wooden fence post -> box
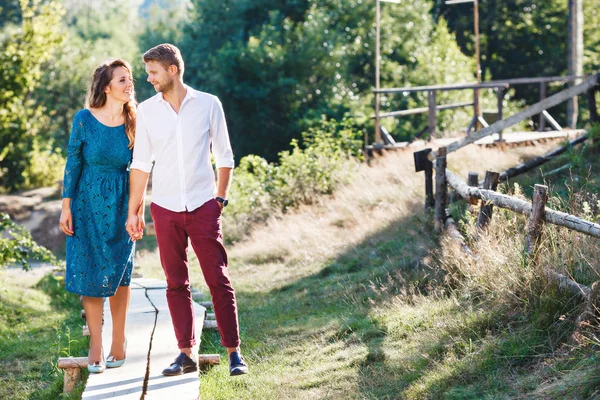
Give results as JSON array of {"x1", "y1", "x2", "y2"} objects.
[
  {"x1": 526, "y1": 184, "x2": 548, "y2": 264},
  {"x1": 539, "y1": 82, "x2": 547, "y2": 131},
  {"x1": 588, "y1": 87, "x2": 598, "y2": 123},
  {"x1": 434, "y1": 147, "x2": 448, "y2": 232},
  {"x1": 413, "y1": 148, "x2": 434, "y2": 211},
  {"x1": 477, "y1": 170, "x2": 500, "y2": 229},
  {"x1": 428, "y1": 90, "x2": 437, "y2": 137},
  {"x1": 425, "y1": 157, "x2": 434, "y2": 211},
  {"x1": 467, "y1": 172, "x2": 479, "y2": 212},
  {"x1": 467, "y1": 172, "x2": 479, "y2": 195},
  {"x1": 496, "y1": 88, "x2": 504, "y2": 141}
]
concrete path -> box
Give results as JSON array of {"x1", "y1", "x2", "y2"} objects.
[{"x1": 81, "y1": 278, "x2": 206, "y2": 400}]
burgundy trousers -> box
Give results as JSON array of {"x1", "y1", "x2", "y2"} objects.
[{"x1": 150, "y1": 200, "x2": 240, "y2": 349}]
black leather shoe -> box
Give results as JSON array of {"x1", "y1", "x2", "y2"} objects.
[
  {"x1": 229, "y1": 351, "x2": 249, "y2": 376},
  {"x1": 162, "y1": 352, "x2": 198, "y2": 376}
]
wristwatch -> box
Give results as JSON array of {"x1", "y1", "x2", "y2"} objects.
[{"x1": 215, "y1": 197, "x2": 229, "y2": 207}]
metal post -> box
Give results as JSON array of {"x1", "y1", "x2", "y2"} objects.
[
  {"x1": 375, "y1": 0, "x2": 382, "y2": 144},
  {"x1": 474, "y1": 0, "x2": 481, "y2": 124},
  {"x1": 567, "y1": 0, "x2": 583, "y2": 128},
  {"x1": 446, "y1": 0, "x2": 481, "y2": 128}
]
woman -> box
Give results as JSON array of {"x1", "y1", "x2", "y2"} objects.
[{"x1": 59, "y1": 59, "x2": 137, "y2": 373}]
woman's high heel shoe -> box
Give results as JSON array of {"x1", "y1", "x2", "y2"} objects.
[
  {"x1": 106, "y1": 339, "x2": 127, "y2": 368},
  {"x1": 87, "y1": 360, "x2": 106, "y2": 373}
]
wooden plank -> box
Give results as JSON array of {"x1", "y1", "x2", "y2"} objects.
[
  {"x1": 499, "y1": 133, "x2": 588, "y2": 182},
  {"x1": 144, "y1": 290, "x2": 206, "y2": 400},
  {"x1": 429, "y1": 74, "x2": 599, "y2": 159},
  {"x1": 491, "y1": 75, "x2": 583, "y2": 85},
  {"x1": 380, "y1": 125, "x2": 396, "y2": 145},
  {"x1": 374, "y1": 81, "x2": 508, "y2": 94},
  {"x1": 82, "y1": 289, "x2": 155, "y2": 400},
  {"x1": 542, "y1": 110, "x2": 563, "y2": 131},
  {"x1": 376, "y1": 101, "x2": 473, "y2": 119}
]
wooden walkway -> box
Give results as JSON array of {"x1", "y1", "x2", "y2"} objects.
[
  {"x1": 81, "y1": 278, "x2": 206, "y2": 400},
  {"x1": 366, "y1": 129, "x2": 586, "y2": 151}
]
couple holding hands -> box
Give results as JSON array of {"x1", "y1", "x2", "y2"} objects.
[{"x1": 59, "y1": 44, "x2": 248, "y2": 377}]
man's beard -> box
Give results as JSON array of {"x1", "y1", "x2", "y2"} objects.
[{"x1": 157, "y1": 77, "x2": 174, "y2": 93}]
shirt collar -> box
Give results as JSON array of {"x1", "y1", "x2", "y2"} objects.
[{"x1": 155, "y1": 85, "x2": 197, "y2": 104}]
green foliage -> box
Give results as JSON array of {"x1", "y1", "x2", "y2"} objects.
[
  {"x1": 136, "y1": 0, "x2": 188, "y2": 102},
  {"x1": 179, "y1": 0, "x2": 477, "y2": 160},
  {"x1": 0, "y1": 213, "x2": 58, "y2": 270},
  {"x1": 38, "y1": 0, "x2": 141, "y2": 150},
  {"x1": 225, "y1": 116, "x2": 363, "y2": 241},
  {"x1": 0, "y1": 271, "x2": 86, "y2": 399},
  {"x1": 0, "y1": 0, "x2": 65, "y2": 192},
  {"x1": 436, "y1": 0, "x2": 600, "y2": 126},
  {"x1": 21, "y1": 141, "x2": 65, "y2": 189}
]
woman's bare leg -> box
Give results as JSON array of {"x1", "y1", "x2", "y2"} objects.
[
  {"x1": 82, "y1": 296, "x2": 104, "y2": 364},
  {"x1": 109, "y1": 285, "x2": 130, "y2": 359}
]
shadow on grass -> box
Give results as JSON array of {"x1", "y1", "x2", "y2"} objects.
[{"x1": 199, "y1": 201, "x2": 591, "y2": 398}]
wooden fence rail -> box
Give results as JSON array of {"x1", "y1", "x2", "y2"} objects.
[
  {"x1": 429, "y1": 73, "x2": 599, "y2": 160},
  {"x1": 445, "y1": 168, "x2": 600, "y2": 239},
  {"x1": 372, "y1": 74, "x2": 594, "y2": 146}
]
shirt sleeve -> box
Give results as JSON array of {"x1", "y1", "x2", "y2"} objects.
[
  {"x1": 62, "y1": 111, "x2": 86, "y2": 199},
  {"x1": 210, "y1": 96, "x2": 235, "y2": 169},
  {"x1": 131, "y1": 104, "x2": 154, "y2": 173}
]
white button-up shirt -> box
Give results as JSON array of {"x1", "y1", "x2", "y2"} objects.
[{"x1": 131, "y1": 86, "x2": 234, "y2": 212}]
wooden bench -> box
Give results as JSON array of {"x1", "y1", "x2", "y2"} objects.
[{"x1": 58, "y1": 278, "x2": 219, "y2": 399}]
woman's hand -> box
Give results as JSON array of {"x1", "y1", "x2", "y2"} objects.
[{"x1": 59, "y1": 206, "x2": 74, "y2": 236}]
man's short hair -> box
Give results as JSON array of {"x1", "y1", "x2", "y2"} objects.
[{"x1": 143, "y1": 44, "x2": 185, "y2": 77}]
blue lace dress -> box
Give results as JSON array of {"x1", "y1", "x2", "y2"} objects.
[{"x1": 62, "y1": 109, "x2": 135, "y2": 297}]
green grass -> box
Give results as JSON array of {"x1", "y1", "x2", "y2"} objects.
[
  {"x1": 0, "y1": 269, "x2": 87, "y2": 399},
  {"x1": 134, "y1": 135, "x2": 600, "y2": 399}
]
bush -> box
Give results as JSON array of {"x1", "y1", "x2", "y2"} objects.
[
  {"x1": 21, "y1": 140, "x2": 65, "y2": 190},
  {"x1": 0, "y1": 213, "x2": 58, "y2": 270},
  {"x1": 224, "y1": 116, "x2": 363, "y2": 242}
]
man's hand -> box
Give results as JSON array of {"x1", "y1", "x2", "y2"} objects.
[{"x1": 126, "y1": 214, "x2": 143, "y2": 241}]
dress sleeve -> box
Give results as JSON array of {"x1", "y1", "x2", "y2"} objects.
[
  {"x1": 62, "y1": 111, "x2": 86, "y2": 199},
  {"x1": 210, "y1": 96, "x2": 235, "y2": 169}
]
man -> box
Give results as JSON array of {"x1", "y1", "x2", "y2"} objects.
[{"x1": 126, "y1": 43, "x2": 248, "y2": 377}]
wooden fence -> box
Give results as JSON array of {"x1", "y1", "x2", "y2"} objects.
[
  {"x1": 414, "y1": 72, "x2": 600, "y2": 321},
  {"x1": 372, "y1": 74, "x2": 591, "y2": 149}
]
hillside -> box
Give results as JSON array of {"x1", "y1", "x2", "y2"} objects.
[{"x1": 134, "y1": 137, "x2": 600, "y2": 399}]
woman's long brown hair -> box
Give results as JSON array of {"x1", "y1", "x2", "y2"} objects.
[{"x1": 87, "y1": 59, "x2": 137, "y2": 149}]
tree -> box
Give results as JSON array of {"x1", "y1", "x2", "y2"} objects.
[
  {"x1": 0, "y1": 0, "x2": 65, "y2": 192},
  {"x1": 178, "y1": 0, "x2": 476, "y2": 160},
  {"x1": 434, "y1": 0, "x2": 600, "y2": 125},
  {"x1": 37, "y1": 0, "x2": 142, "y2": 151}
]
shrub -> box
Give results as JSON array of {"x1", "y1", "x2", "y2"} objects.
[
  {"x1": 0, "y1": 213, "x2": 58, "y2": 270},
  {"x1": 224, "y1": 116, "x2": 363, "y2": 242},
  {"x1": 21, "y1": 140, "x2": 65, "y2": 190}
]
